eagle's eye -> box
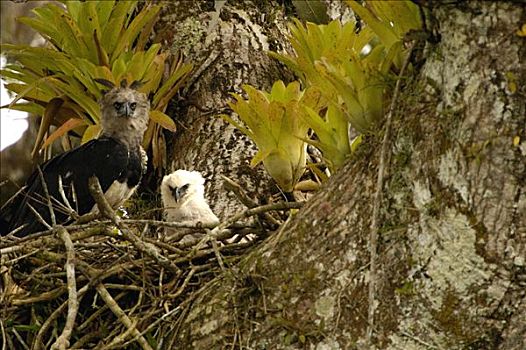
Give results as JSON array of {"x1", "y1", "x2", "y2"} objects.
[
  {"x1": 130, "y1": 102, "x2": 137, "y2": 111},
  {"x1": 113, "y1": 102, "x2": 123, "y2": 110}
]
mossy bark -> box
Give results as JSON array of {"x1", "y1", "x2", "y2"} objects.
[{"x1": 162, "y1": 1, "x2": 525, "y2": 349}]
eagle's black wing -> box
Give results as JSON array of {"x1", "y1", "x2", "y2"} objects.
[{"x1": 0, "y1": 137, "x2": 142, "y2": 236}]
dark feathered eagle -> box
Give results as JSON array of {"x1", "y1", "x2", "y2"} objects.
[{"x1": 0, "y1": 80, "x2": 149, "y2": 236}]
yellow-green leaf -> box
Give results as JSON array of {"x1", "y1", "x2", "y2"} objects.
[
  {"x1": 250, "y1": 148, "x2": 272, "y2": 167},
  {"x1": 149, "y1": 110, "x2": 176, "y2": 132},
  {"x1": 32, "y1": 97, "x2": 64, "y2": 158},
  {"x1": 351, "y1": 134, "x2": 363, "y2": 152},
  {"x1": 82, "y1": 124, "x2": 101, "y2": 144},
  {"x1": 42, "y1": 118, "x2": 85, "y2": 149},
  {"x1": 0, "y1": 102, "x2": 45, "y2": 116}
]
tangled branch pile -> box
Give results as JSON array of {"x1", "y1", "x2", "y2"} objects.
[{"x1": 1, "y1": 178, "x2": 302, "y2": 349}]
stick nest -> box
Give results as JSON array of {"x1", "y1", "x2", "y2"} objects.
[{"x1": 0, "y1": 177, "x2": 303, "y2": 349}]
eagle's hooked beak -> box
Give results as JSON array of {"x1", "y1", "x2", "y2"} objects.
[
  {"x1": 116, "y1": 102, "x2": 135, "y2": 117},
  {"x1": 113, "y1": 101, "x2": 137, "y2": 118},
  {"x1": 124, "y1": 102, "x2": 137, "y2": 117},
  {"x1": 123, "y1": 103, "x2": 131, "y2": 117},
  {"x1": 170, "y1": 184, "x2": 189, "y2": 203}
]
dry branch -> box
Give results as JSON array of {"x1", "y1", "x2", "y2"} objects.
[
  {"x1": 222, "y1": 175, "x2": 281, "y2": 226},
  {"x1": 93, "y1": 282, "x2": 152, "y2": 350},
  {"x1": 212, "y1": 201, "x2": 304, "y2": 234},
  {"x1": 50, "y1": 226, "x2": 78, "y2": 350},
  {"x1": 88, "y1": 176, "x2": 181, "y2": 275},
  {"x1": 1, "y1": 173, "x2": 305, "y2": 349},
  {"x1": 36, "y1": 166, "x2": 56, "y2": 226}
]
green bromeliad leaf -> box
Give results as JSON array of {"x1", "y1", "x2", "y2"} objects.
[
  {"x1": 302, "y1": 104, "x2": 351, "y2": 171},
  {"x1": 261, "y1": 0, "x2": 422, "y2": 182},
  {"x1": 222, "y1": 81, "x2": 324, "y2": 192},
  {"x1": 1, "y1": 0, "x2": 193, "y2": 169}
]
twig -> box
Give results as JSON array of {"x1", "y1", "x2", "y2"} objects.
[
  {"x1": 221, "y1": 175, "x2": 260, "y2": 208},
  {"x1": 213, "y1": 201, "x2": 303, "y2": 234},
  {"x1": 94, "y1": 282, "x2": 153, "y2": 350},
  {"x1": 70, "y1": 333, "x2": 99, "y2": 350},
  {"x1": 0, "y1": 318, "x2": 6, "y2": 350},
  {"x1": 32, "y1": 260, "x2": 138, "y2": 350},
  {"x1": 0, "y1": 215, "x2": 254, "y2": 252},
  {"x1": 0, "y1": 184, "x2": 26, "y2": 213},
  {"x1": 36, "y1": 165, "x2": 56, "y2": 226},
  {"x1": 400, "y1": 331, "x2": 439, "y2": 349},
  {"x1": 210, "y1": 237, "x2": 225, "y2": 271},
  {"x1": 2, "y1": 248, "x2": 41, "y2": 266},
  {"x1": 75, "y1": 211, "x2": 100, "y2": 224},
  {"x1": 33, "y1": 284, "x2": 89, "y2": 350},
  {"x1": 27, "y1": 203, "x2": 52, "y2": 230},
  {"x1": 0, "y1": 222, "x2": 27, "y2": 238},
  {"x1": 123, "y1": 218, "x2": 219, "y2": 229},
  {"x1": 13, "y1": 329, "x2": 30, "y2": 350},
  {"x1": 166, "y1": 267, "x2": 196, "y2": 299},
  {"x1": 104, "y1": 284, "x2": 144, "y2": 292},
  {"x1": 221, "y1": 175, "x2": 281, "y2": 226},
  {"x1": 11, "y1": 287, "x2": 67, "y2": 306},
  {"x1": 367, "y1": 42, "x2": 415, "y2": 348},
  {"x1": 57, "y1": 175, "x2": 79, "y2": 220},
  {"x1": 87, "y1": 177, "x2": 119, "y2": 224},
  {"x1": 121, "y1": 300, "x2": 188, "y2": 348},
  {"x1": 1, "y1": 224, "x2": 105, "y2": 254},
  {"x1": 0, "y1": 221, "x2": 109, "y2": 250},
  {"x1": 88, "y1": 177, "x2": 181, "y2": 275},
  {"x1": 172, "y1": 240, "x2": 256, "y2": 264},
  {"x1": 50, "y1": 226, "x2": 78, "y2": 350},
  {"x1": 77, "y1": 293, "x2": 126, "y2": 332},
  {"x1": 104, "y1": 319, "x2": 141, "y2": 350},
  {"x1": 184, "y1": 201, "x2": 303, "y2": 251}
]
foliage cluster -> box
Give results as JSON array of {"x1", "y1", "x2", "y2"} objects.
[
  {"x1": 224, "y1": 81, "x2": 324, "y2": 192},
  {"x1": 224, "y1": 0, "x2": 421, "y2": 191},
  {"x1": 0, "y1": 0, "x2": 193, "y2": 170}
]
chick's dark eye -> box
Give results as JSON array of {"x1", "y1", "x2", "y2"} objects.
[
  {"x1": 130, "y1": 102, "x2": 137, "y2": 111},
  {"x1": 113, "y1": 102, "x2": 122, "y2": 110},
  {"x1": 181, "y1": 184, "x2": 190, "y2": 191}
]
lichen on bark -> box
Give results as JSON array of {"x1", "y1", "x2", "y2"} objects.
[{"x1": 158, "y1": 1, "x2": 525, "y2": 349}]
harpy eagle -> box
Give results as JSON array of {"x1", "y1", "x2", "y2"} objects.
[
  {"x1": 0, "y1": 79, "x2": 149, "y2": 236},
  {"x1": 160, "y1": 170, "x2": 219, "y2": 228}
]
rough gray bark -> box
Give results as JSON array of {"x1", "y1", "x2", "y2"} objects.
[
  {"x1": 156, "y1": 0, "x2": 293, "y2": 221},
  {"x1": 162, "y1": 1, "x2": 526, "y2": 349}
]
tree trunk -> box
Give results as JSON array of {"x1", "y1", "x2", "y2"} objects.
[
  {"x1": 160, "y1": 1, "x2": 525, "y2": 348},
  {"x1": 154, "y1": 0, "x2": 293, "y2": 220}
]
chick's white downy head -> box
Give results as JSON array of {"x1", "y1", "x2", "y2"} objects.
[
  {"x1": 161, "y1": 170, "x2": 219, "y2": 225},
  {"x1": 161, "y1": 170, "x2": 205, "y2": 204}
]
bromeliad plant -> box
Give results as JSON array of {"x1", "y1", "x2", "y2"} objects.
[
  {"x1": 302, "y1": 104, "x2": 351, "y2": 172},
  {"x1": 222, "y1": 81, "x2": 323, "y2": 192},
  {"x1": 269, "y1": 18, "x2": 383, "y2": 134},
  {"x1": 222, "y1": 1, "x2": 421, "y2": 190},
  {"x1": 265, "y1": 0, "x2": 421, "y2": 172},
  {"x1": 346, "y1": 0, "x2": 423, "y2": 70},
  {"x1": 0, "y1": 0, "x2": 193, "y2": 170}
]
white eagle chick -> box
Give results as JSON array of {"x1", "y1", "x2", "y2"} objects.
[{"x1": 161, "y1": 170, "x2": 219, "y2": 228}]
